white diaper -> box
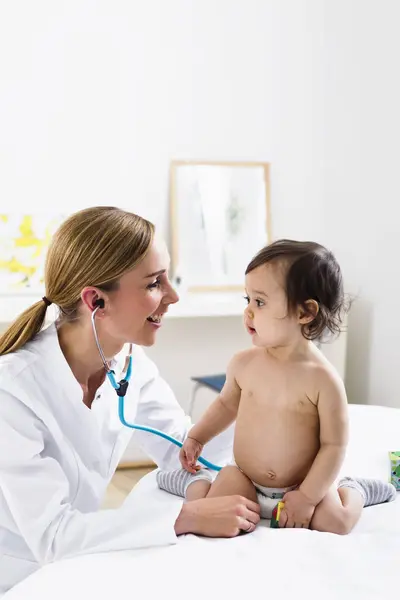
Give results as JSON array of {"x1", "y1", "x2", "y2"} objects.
[
  {"x1": 229, "y1": 459, "x2": 297, "y2": 519},
  {"x1": 255, "y1": 482, "x2": 297, "y2": 519}
]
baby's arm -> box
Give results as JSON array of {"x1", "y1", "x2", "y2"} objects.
[
  {"x1": 188, "y1": 353, "x2": 242, "y2": 446},
  {"x1": 299, "y1": 369, "x2": 348, "y2": 506}
]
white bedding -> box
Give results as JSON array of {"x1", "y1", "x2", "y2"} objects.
[{"x1": 4, "y1": 404, "x2": 400, "y2": 599}]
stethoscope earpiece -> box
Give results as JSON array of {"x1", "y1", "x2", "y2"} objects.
[{"x1": 94, "y1": 298, "x2": 105, "y2": 309}]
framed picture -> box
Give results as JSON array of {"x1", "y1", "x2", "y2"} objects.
[{"x1": 169, "y1": 160, "x2": 271, "y2": 292}]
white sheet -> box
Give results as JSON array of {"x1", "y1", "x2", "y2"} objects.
[{"x1": 4, "y1": 404, "x2": 400, "y2": 600}]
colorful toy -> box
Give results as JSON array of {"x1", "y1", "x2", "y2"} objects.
[
  {"x1": 270, "y1": 501, "x2": 285, "y2": 528},
  {"x1": 389, "y1": 451, "x2": 400, "y2": 490}
]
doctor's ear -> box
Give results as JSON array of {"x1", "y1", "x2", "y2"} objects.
[{"x1": 81, "y1": 288, "x2": 106, "y2": 313}]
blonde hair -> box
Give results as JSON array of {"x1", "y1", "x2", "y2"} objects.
[{"x1": 0, "y1": 207, "x2": 155, "y2": 355}]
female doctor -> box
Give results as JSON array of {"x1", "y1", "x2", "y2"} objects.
[{"x1": 0, "y1": 207, "x2": 260, "y2": 594}]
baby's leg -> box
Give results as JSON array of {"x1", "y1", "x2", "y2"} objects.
[
  {"x1": 156, "y1": 465, "x2": 258, "y2": 504},
  {"x1": 206, "y1": 465, "x2": 258, "y2": 504},
  {"x1": 186, "y1": 479, "x2": 212, "y2": 501},
  {"x1": 157, "y1": 468, "x2": 213, "y2": 501},
  {"x1": 310, "y1": 486, "x2": 364, "y2": 535},
  {"x1": 311, "y1": 478, "x2": 396, "y2": 534}
]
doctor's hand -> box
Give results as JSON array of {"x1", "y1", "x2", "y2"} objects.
[
  {"x1": 180, "y1": 437, "x2": 204, "y2": 474},
  {"x1": 175, "y1": 495, "x2": 261, "y2": 537}
]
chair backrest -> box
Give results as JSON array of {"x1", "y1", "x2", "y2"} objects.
[{"x1": 191, "y1": 374, "x2": 226, "y2": 393}]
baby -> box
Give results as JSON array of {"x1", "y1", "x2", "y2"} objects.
[{"x1": 158, "y1": 240, "x2": 396, "y2": 533}]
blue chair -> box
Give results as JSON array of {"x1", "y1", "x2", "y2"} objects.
[{"x1": 188, "y1": 374, "x2": 226, "y2": 418}]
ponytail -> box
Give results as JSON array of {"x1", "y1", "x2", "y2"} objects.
[{"x1": 0, "y1": 300, "x2": 49, "y2": 356}]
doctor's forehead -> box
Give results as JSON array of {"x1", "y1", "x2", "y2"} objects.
[{"x1": 136, "y1": 236, "x2": 171, "y2": 278}]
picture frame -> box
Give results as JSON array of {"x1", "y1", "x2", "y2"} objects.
[{"x1": 169, "y1": 160, "x2": 271, "y2": 292}]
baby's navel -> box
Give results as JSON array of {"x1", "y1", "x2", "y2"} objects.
[{"x1": 266, "y1": 470, "x2": 276, "y2": 480}]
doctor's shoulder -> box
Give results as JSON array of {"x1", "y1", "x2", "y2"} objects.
[
  {"x1": 0, "y1": 348, "x2": 47, "y2": 456},
  {"x1": 0, "y1": 343, "x2": 38, "y2": 393},
  {"x1": 0, "y1": 325, "x2": 66, "y2": 415}
]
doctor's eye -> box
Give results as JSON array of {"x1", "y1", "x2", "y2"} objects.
[{"x1": 147, "y1": 278, "x2": 161, "y2": 290}]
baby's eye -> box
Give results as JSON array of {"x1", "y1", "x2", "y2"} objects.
[
  {"x1": 255, "y1": 299, "x2": 265, "y2": 307},
  {"x1": 147, "y1": 278, "x2": 161, "y2": 290},
  {"x1": 243, "y1": 295, "x2": 250, "y2": 305}
]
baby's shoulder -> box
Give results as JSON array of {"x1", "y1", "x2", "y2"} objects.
[
  {"x1": 306, "y1": 349, "x2": 345, "y2": 396},
  {"x1": 228, "y1": 347, "x2": 264, "y2": 375}
]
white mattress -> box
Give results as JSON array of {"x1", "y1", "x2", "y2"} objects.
[{"x1": 4, "y1": 404, "x2": 400, "y2": 600}]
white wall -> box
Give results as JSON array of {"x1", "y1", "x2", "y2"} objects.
[
  {"x1": 323, "y1": 0, "x2": 400, "y2": 407},
  {"x1": 0, "y1": 0, "x2": 325, "y2": 240}
]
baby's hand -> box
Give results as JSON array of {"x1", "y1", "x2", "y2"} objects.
[
  {"x1": 179, "y1": 437, "x2": 204, "y2": 474},
  {"x1": 279, "y1": 490, "x2": 316, "y2": 529}
]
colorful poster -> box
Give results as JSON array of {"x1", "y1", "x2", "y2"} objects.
[{"x1": 0, "y1": 214, "x2": 64, "y2": 291}]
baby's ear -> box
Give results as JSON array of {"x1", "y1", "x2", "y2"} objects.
[{"x1": 298, "y1": 299, "x2": 319, "y2": 324}]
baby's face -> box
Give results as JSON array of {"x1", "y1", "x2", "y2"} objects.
[{"x1": 244, "y1": 262, "x2": 302, "y2": 348}]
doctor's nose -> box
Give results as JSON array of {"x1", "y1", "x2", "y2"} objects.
[{"x1": 164, "y1": 282, "x2": 179, "y2": 305}]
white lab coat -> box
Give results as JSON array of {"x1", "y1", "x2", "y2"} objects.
[{"x1": 0, "y1": 324, "x2": 232, "y2": 594}]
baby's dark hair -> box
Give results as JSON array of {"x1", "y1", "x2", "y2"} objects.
[{"x1": 245, "y1": 239, "x2": 348, "y2": 341}]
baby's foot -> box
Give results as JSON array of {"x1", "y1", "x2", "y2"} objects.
[
  {"x1": 338, "y1": 477, "x2": 397, "y2": 507},
  {"x1": 156, "y1": 468, "x2": 212, "y2": 498}
]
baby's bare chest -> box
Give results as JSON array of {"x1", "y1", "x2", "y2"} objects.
[{"x1": 238, "y1": 362, "x2": 318, "y2": 415}]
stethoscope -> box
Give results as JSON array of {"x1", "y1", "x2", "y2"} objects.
[{"x1": 91, "y1": 302, "x2": 221, "y2": 472}]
